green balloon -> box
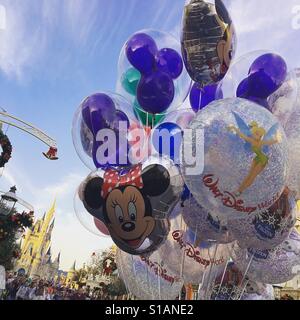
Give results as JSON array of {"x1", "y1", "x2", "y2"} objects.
[
  {"x1": 133, "y1": 100, "x2": 165, "y2": 128},
  {"x1": 121, "y1": 68, "x2": 141, "y2": 96}
]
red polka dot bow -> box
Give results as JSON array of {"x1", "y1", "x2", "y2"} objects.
[{"x1": 101, "y1": 165, "x2": 144, "y2": 198}]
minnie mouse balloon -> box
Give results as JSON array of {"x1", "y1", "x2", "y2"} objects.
[
  {"x1": 157, "y1": 215, "x2": 230, "y2": 284},
  {"x1": 79, "y1": 157, "x2": 183, "y2": 255},
  {"x1": 182, "y1": 197, "x2": 234, "y2": 244},
  {"x1": 182, "y1": 98, "x2": 289, "y2": 221},
  {"x1": 116, "y1": 248, "x2": 183, "y2": 300},
  {"x1": 181, "y1": 0, "x2": 236, "y2": 86},
  {"x1": 228, "y1": 188, "x2": 297, "y2": 250},
  {"x1": 231, "y1": 229, "x2": 300, "y2": 284}
]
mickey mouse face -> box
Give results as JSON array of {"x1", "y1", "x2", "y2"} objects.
[{"x1": 80, "y1": 163, "x2": 181, "y2": 255}]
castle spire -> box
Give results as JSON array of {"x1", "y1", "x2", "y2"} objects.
[
  {"x1": 71, "y1": 260, "x2": 76, "y2": 271},
  {"x1": 41, "y1": 199, "x2": 56, "y2": 235}
]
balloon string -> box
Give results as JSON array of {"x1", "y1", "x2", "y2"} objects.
[
  {"x1": 235, "y1": 252, "x2": 255, "y2": 300},
  {"x1": 238, "y1": 279, "x2": 250, "y2": 301},
  {"x1": 214, "y1": 259, "x2": 230, "y2": 300},
  {"x1": 158, "y1": 258, "x2": 161, "y2": 301},
  {"x1": 204, "y1": 243, "x2": 219, "y2": 300}
]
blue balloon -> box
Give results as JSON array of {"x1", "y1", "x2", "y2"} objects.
[
  {"x1": 152, "y1": 122, "x2": 182, "y2": 162},
  {"x1": 189, "y1": 83, "x2": 223, "y2": 113},
  {"x1": 156, "y1": 48, "x2": 183, "y2": 79},
  {"x1": 137, "y1": 71, "x2": 175, "y2": 114},
  {"x1": 126, "y1": 33, "x2": 158, "y2": 75}
]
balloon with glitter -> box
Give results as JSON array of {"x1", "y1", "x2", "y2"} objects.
[
  {"x1": 157, "y1": 215, "x2": 230, "y2": 284},
  {"x1": 116, "y1": 248, "x2": 184, "y2": 300},
  {"x1": 228, "y1": 188, "x2": 297, "y2": 250},
  {"x1": 182, "y1": 197, "x2": 235, "y2": 244},
  {"x1": 269, "y1": 69, "x2": 300, "y2": 198},
  {"x1": 231, "y1": 229, "x2": 300, "y2": 284},
  {"x1": 181, "y1": 98, "x2": 289, "y2": 221}
]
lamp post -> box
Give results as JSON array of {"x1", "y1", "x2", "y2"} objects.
[{"x1": 0, "y1": 186, "x2": 34, "y2": 216}]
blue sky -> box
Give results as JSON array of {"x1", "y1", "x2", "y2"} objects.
[{"x1": 0, "y1": 0, "x2": 299, "y2": 270}]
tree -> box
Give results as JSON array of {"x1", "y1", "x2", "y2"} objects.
[{"x1": 0, "y1": 204, "x2": 33, "y2": 270}]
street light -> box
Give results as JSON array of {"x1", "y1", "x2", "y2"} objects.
[
  {"x1": 0, "y1": 186, "x2": 18, "y2": 215},
  {"x1": 0, "y1": 186, "x2": 34, "y2": 216}
]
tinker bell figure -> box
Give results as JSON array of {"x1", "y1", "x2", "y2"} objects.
[{"x1": 228, "y1": 112, "x2": 282, "y2": 197}]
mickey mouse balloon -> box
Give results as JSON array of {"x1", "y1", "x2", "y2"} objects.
[
  {"x1": 79, "y1": 157, "x2": 183, "y2": 255},
  {"x1": 182, "y1": 98, "x2": 289, "y2": 221},
  {"x1": 181, "y1": 0, "x2": 236, "y2": 86}
]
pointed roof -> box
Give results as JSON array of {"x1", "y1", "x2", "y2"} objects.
[
  {"x1": 49, "y1": 218, "x2": 55, "y2": 230},
  {"x1": 55, "y1": 252, "x2": 61, "y2": 263},
  {"x1": 41, "y1": 199, "x2": 56, "y2": 233},
  {"x1": 46, "y1": 246, "x2": 51, "y2": 256},
  {"x1": 46, "y1": 256, "x2": 52, "y2": 264},
  {"x1": 70, "y1": 260, "x2": 76, "y2": 271}
]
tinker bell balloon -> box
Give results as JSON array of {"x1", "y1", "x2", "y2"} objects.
[{"x1": 228, "y1": 112, "x2": 282, "y2": 196}]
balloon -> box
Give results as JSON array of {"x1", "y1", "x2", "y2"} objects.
[
  {"x1": 133, "y1": 100, "x2": 165, "y2": 128},
  {"x1": 182, "y1": 98, "x2": 289, "y2": 221},
  {"x1": 190, "y1": 83, "x2": 223, "y2": 113},
  {"x1": 268, "y1": 69, "x2": 300, "y2": 198},
  {"x1": 182, "y1": 197, "x2": 235, "y2": 244},
  {"x1": 121, "y1": 68, "x2": 141, "y2": 95},
  {"x1": 249, "y1": 53, "x2": 288, "y2": 92},
  {"x1": 116, "y1": 248, "x2": 184, "y2": 300},
  {"x1": 125, "y1": 33, "x2": 158, "y2": 74},
  {"x1": 231, "y1": 229, "x2": 300, "y2": 284},
  {"x1": 117, "y1": 29, "x2": 191, "y2": 116},
  {"x1": 217, "y1": 50, "x2": 284, "y2": 106},
  {"x1": 200, "y1": 262, "x2": 274, "y2": 300},
  {"x1": 157, "y1": 215, "x2": 230, "y2": 284},
  {"x1": 137, "y1": 70, "x2": 175, "y2": 114},
  {"x1": 79, "y1": 156, "x2": 183, "y2": 255},
  {"x1": 228, "y1": 188, "x2": 297, "y2": 250},
  {"x1": 152, "y1": 122, "x2": 183, "y2": 163},
  {"x1": 156, "y1": 48, "x2": 183, "y2": 79},
  {"x1": 73, "y1": 92, "x2": 143, "y2": 172},
  {"x1": 181, "y1": 0, "x2": 236, "y2": 86},
  {"x1": 81, "y1": 93, "x2": 116, "y2": 134}
]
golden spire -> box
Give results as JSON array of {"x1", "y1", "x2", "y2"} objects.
[{"x1": 41, "y1": 199, "x2": 56, "y2": 234}]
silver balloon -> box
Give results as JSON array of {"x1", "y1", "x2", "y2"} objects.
[
  {"x1": 269, "y1": 69, "x2": 300, "y2": 198},
  {"x1": 157, "y1": 215, "x2": 230, "y2": 284},
  {"x1": 231, "y1": 229, "x2": 300, "y2": 284},
  {"x1": 182, "y1": 197, "x2": 235, "y2": 244},
  {"x1": 228, "y1": 188, "x2": 297, "y2": 250},
  {"x1": 241, "y1": 283, "x2": 274, "y2": 301},
  {"x1": 116, "y1": 248, "x2": 184, "y2": 300},
  {"x1": 182, "y1": 98, "x2": 289, "y2": 221}
]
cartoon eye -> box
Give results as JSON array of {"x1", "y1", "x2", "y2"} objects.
[
  {"x1": 114, "y1": 205, "x2": 124, "y2": 223},
  {"x1": 128, "y1": 202, "x2": 137, "y2": 221}
]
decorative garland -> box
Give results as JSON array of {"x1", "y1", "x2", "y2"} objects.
[{"x1": 0, "y1": 129, "x2": 12, "y2": 168}]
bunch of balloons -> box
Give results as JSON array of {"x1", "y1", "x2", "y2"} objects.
[{"x1": 72, "y1": 0, "x2": 300, "y2": 300}]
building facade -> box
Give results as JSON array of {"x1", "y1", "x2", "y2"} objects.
[{"x1": 14, "y1": 200, "x2": 60, "y2": 281}]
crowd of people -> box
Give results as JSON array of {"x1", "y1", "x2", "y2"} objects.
[{"x1": 0, "y1": 272, "x2": 131, "y2": 300}]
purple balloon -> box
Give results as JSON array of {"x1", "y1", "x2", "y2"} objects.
[
  {"x1": 137, "y1": 71, "x2": 175, "y2": 114},
  {"x1": 111, "y1": 110, "x2": 130, "y2": 131},
  {"x1": 126, "y1": 33, "x2": 158, "y2": 75},
  {"x1": 81, "y1": 93, "x2": 116, "y2": 134},
  {"x1": 190, "y1": 83, "x2": 223, "y2": 113},
  {"x1": 156, "y1": 48, "x2": 183, "y2": 79},
  {"x1": 249, "y1": 53, "x2": 287, "y2": 90}
]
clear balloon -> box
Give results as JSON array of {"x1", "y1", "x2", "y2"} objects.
[
  {"x1": 182, "y1": 197, "x2": 235, "y2": 244},
  {"x1": 231, "y1": 229, "x2": 300, "y2": 284},
  {"x1": 182, "y1": 97, "x2": 289, "y2": 221},
  {"x1": 268, "y1": 69, "x2": 300, "y2": 198},
  {"x1": 228, "y1": 188, "x2": 297, "y2": 250},
  {"x1": 72, "y1": 92, "x2": 141, "y2": 172},
  {"x1": 116, "y1": 248, "x2": 184, "y2": 300},
  {"x1": 117, "y1": 29, "x2": 191, "y2": 116},
  {"x1": 217, "y1": 50, "x2": 287, "y2": 109},
  {"x1": 181, "y1": 0, "x2": 236, "y2": 86},
  {"x1": 78, "y1": 156, "x2": 183, "y2": 255},
  {"x1": 157, "y1": 215, "x2": 230, "y2": 284}
]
